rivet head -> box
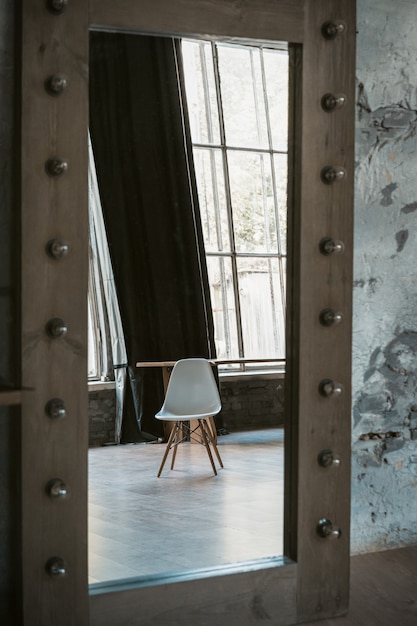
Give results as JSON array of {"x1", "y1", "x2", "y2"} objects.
[
  {"x1": 46, "y1": 239, "x2": 69, "y2": 260},
  {"x1": 321, "y1": 21, "x2": 346, "y2": 40},
  {"x1": 46, "y1": 557, "x2": 67, "y2": 576},
  {"x1": 321, "y1": 93, "x2": 346, "y2": 112},
  {"x1": 319, "y1": 308, "x2": 343, "y2": 326},
  {"x1": 46, "y1": 0, "x2": 68, "y2": 14},
  {"x1": 319, "y1": 237, "x2": 345, "y2": 256},
  {"x1": 45, "y1": 158, "x2": 68, "y2": 177},
  {"x1": 318, "y1": 449, "x2": 341, "y2": 468},
  {"x1": 46, "y1": 317, "x2": 68, "y2": 338},
  {"x1": 45, "y1": 398, "x2": 67, "y2": 419},
  {"x1": 319, "y1": 379, "x2": 343, "y2": 398},
  {"x1": 45, "y1": 74, "x2": 68, "y2": 96},
  {"x1": 46, "y1": 478, "x2": 69, "y2": 498},
  {"x1": 317, "y1": 518, "x2": 342, "y2": 539},
  {"x1": 320, "y1": 166, "x2": 346, "y2": 185}
]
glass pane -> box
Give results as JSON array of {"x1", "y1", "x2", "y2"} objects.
[
  {"x1": 218, "y1": 45, "x2": 269, "y2": 149},
  {"x1": 273, "y1": 153, "x2": 288, "y2": 255},
  {"x1": 263, "y1": 49, "x2": 289, "y2": 152},
  {"x1": 206, "y1": 256, "x2": 239, "y2": 359},
  {"x1": 237, "y1": 256, "x2": 285, "y2": 359},
  {"x1": 228, "y1": 150, "x2": 278, "y2": 253},
  {"x1": 193, "y1": 147, "x2": 230, "y2": 252},
  {"x1": 182, "y1": 40, "x2": 220, "y2": 144}
]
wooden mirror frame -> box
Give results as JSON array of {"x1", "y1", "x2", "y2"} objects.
[{"x1": 19, "y1": 1, "x2": 355, "y2": 624}]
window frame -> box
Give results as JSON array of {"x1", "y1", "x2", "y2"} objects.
[{"x1": 183, "y1": 39, "x2": 288, "y2": 367}]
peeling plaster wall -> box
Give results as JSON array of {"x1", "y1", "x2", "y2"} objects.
[{"x1": 352, "y1": 0, "x2": 417, "y2": 552}]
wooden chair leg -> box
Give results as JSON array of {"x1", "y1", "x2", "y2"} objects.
[
  {"x1": 208, "y1": 416, "x2": 217, "y2": 444},
  {"x1": 170, "y1": 423, "x2": 180, "y2": 470},
  {"x1": 201, "y1": 419, "x2": 224, "y2": 468},
  {"x1": 157, "y1": 421, "x2": 179, "y2": 477},
  {"x1": 198, "y1": 419, "x2": 217, "y2": 476},
  {"x1": 210, "y1": 440, "x2": 223, "y2": 469}
]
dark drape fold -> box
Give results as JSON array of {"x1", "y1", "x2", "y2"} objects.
[{"x1": 89, "y1": 32, "x2": 217, "y2": 441}]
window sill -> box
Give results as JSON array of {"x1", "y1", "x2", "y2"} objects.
[
  {"x1": 219, "y1": 369, "x2": 285, "y2": 382},
  {"x1": 88, "y1": 380, "x2": 116, "y2": 392}
]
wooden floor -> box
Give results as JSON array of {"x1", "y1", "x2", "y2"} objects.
[
  {"x1": 302, "y1": 544, "x2": 417, "y2": 626},
  {"x1": 88, "y1": 428, "x2": 417, "y2": 625},
  {"x1": 88, "y1": 427, "x2": 284, "y2": 584}
]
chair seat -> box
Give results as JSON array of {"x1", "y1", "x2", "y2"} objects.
[{"x1": 155, "y1": 411, "x2": 217, "y2": 421}]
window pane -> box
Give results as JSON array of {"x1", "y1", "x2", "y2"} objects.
[
  {"x1": 193, "y1": 147, "x2": 230, "y2": 252},
  {"x1": 206, "y1": 256, "x2": 239, "y2": 359},
  {"x1": 263, "y1": 49, "x2": 289, "y2": 152},
  {"x1": 237, "y1": 257, "x2": 285, "y2": 359},
  {"x1": 273, "y1": 153, "x2": 288, "y2": 255},
  {"x1": 182, "y1": 40, "x2": 220, "y2": 144},
  {"x1": 218, "y1": 45, "x2": 269, "y2": 149},
  {"x1": 228, "y1": 150, "x2": 278, "y2": 253}
]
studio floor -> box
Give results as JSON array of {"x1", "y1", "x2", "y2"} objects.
[{"x1": 88, "y1": 427, "x2": 284, "y2": 585}]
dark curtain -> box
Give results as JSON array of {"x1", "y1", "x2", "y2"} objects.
[{"x1": 89, "y1": 32, "x2": 217, "y2": 441}]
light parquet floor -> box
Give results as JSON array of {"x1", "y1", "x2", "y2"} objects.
[{"x1": 88, "y1": 427, "x2": 284, "y2": 585}]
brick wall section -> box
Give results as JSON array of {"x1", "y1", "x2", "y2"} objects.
[
  {"x1": 218, "y1": 375, "x2": 285, "y2": 431},
  {"x1": 88, "y1": 374, "x2": 285, "y2": 447},
  {"x1": 88, "y1": 388, "x2": 116, "y2": 447}
]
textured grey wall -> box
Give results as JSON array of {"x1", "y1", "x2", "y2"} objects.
[{"x1": 352, "y1": 0, "x2": 417, "y2": 552}]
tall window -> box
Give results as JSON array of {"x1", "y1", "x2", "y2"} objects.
[
  {"x1": 182, "y1": 40, "x2": 288, "y2": 368},
  {"x1": 88, "y1": 40, "x2": 289, "y2": 379}
]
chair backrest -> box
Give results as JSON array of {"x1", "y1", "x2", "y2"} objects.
[{"x1": 160, "y1": 358, "x2": 221, "y2": 418}]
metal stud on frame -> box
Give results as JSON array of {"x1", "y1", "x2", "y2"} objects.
[{"x1": 46, "y1": 0, "x2": 69, "y2": 15}]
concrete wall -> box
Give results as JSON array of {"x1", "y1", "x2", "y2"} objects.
[{"x1": 352, "y1": 0, "x2": 417, "y2": 552}]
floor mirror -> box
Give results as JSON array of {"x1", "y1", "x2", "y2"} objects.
[{"x1": 19, "y1": 1, "x2": 355, "y2": 624}]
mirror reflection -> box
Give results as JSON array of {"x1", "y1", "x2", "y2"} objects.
[{"x1": 87, "y1": 32, "x2": 288, "y2": 586}]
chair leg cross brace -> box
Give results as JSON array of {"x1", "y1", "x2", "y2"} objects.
[{"x1": 157, "y1": 419, "x2": 223, "y2": 477}]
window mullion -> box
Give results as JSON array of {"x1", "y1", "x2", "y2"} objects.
[{"x1": 193, "y1": 141, "x2": 287, "y2": 155}]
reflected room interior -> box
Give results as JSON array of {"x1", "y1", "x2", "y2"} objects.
[{"x1": 87, "y1": 32, "x2": 289, "y2": 586}]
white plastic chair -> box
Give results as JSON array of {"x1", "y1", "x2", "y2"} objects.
[{"x1": 155, "y1": 358, "x2": 223, "y2": 477}]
